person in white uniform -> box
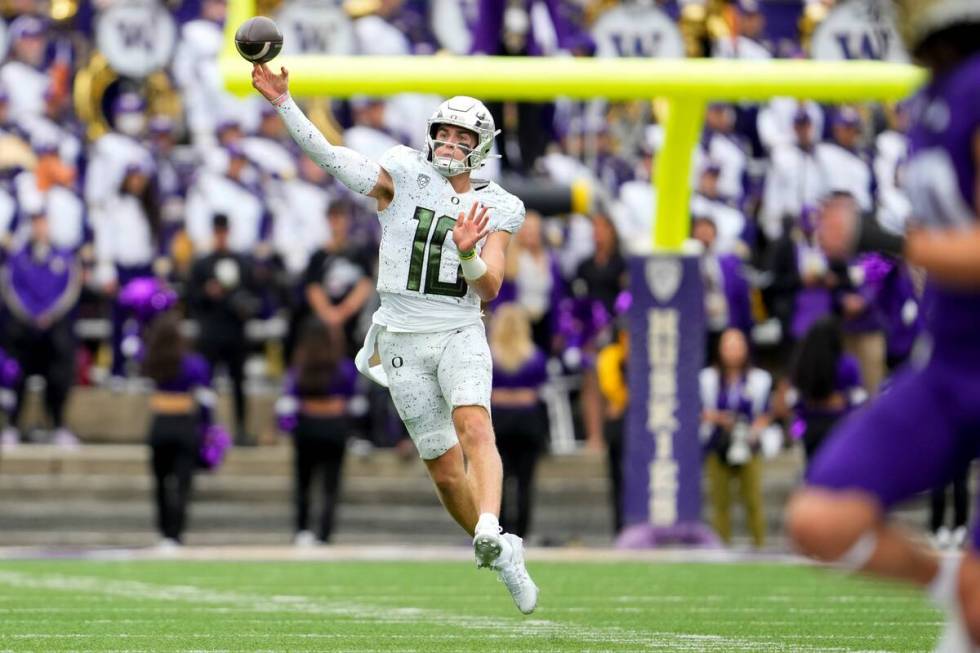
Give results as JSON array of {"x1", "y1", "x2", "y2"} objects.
[{"x1": 251, "y1": 63, "x2": 538, "y2": 615}]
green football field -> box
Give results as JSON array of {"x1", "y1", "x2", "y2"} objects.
[{"x1": 0, "y1": 558, "x2": 943, "y2": 652}]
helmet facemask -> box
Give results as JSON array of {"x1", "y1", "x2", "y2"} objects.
[
  {"x1": 427, "y1": 126, "x2": 481, "y2": 177},
  {"x1": 425, "y1": 96, "x2": 500, "y2": 177}
]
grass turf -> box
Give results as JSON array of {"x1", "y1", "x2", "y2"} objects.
[{"x1": 0, "y1": 559, "x2": 942, "y2": 652}]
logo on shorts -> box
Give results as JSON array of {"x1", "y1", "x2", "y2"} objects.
[
  {"x1": 417, "y1": 174, "x2": 430, "y2": 189},
  {"x1": 391, "y1": 356, "x2": 403, "y2": 368}
]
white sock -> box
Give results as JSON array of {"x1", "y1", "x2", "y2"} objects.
[
  {"x1": 928, "y1": 553, "x2": 963, "y2": 610},
  {"x1": 475, "y1": 512, "x2": 499, "y2": 534}
]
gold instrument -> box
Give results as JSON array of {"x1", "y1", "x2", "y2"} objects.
[{"x1": 73, "y1": 52, "x2": 182, "y2": 141}]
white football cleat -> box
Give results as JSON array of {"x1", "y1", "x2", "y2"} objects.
[
  {"x1": 473, "y1": 523, "x2": 504, "y2": 569},
  {"x1": 493, "y1": 533, "x2": 538, "y2": 615}
]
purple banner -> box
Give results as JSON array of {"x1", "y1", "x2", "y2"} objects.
[{"x1": 618, "y1": 254, "x2": 715, "y2": 548}]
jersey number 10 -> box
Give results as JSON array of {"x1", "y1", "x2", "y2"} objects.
[{"x1": 406, "y1": 206, "x2": 468, "y2": 298}]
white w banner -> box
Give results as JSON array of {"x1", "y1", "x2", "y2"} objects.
[
  {"x1": 811, "y1": 0, "x2": 908, "y2": 62},
  {"x1": 96, "y1": 0, "x2": 177, "y2": 77}
]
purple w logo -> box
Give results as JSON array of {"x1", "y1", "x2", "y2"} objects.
[
  {"x1": 116, "y1": 21, "x2": 153, "y2": 50},
  {"x1": 294, "y1": 24, "x2": 331, "y2": 53}
]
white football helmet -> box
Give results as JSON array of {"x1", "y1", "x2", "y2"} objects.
[
  {"x1": 425, "y1": 96, "x2": 499, "y2": 177},
  {"x1": 894, "y1": 0, "x2": 980, "y2": 57}
]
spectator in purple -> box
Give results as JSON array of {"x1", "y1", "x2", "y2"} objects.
[
  {"x1": 14, "y1": 141, "x2": 87, "y2": 253},
  {"x1": 0, "y1": 16, "x2": 52, "y2": 117},
  {"x1": 766, "y1": 198, "x2": 844, "y2": 352},
  {"x1": 142, "y1": 311, "x2": 220, "y2": 550},
  {"x1": 571, "y1": 213, "x2": 627, "y2": 451},
  {"x1": 816, "y1": 107, "x2": 875, "y2": 213},
  {"x1": 0, "y1": 211, "x2": 82, "y2": 447},
  {"x1": 838, "y1": 251, "x2": 889, "y2": 396},
  {"x1": 0, "y1": 349, "x2": 23, "y2": 449},
  {"x1": 699, "y1": 103, "x2": 749, "y2": 205},
  {"x1": 699, "y1": 327, "x2": 773, "y2": 548},
  {"x1": 276, "y1": 320, "x2": 358, "y2": 547},
  {"x1": 691, "y1": 212, "x2": 752, "y2": 363},
  {"x1": 489, "y1": 304, "x2": 549, "y2": 539},
  {"x1": 93, "y1": 161, "x2": 161, "y2": 378},
  {"x1": 788, "y1": 317, "x2": 865, "y2": 465},
  {"x1": 147, "y1": 116, "x2": 193, "y2": 254},
  {"x1": 498, "y1": 210, "x2": 563, "y2": 354},
  {"x1": 871, "y1": 257, "x2": 922, "y2": 373}
]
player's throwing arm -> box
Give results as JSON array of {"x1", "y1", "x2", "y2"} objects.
[{"x1": 250, "y1": 63, "x2": 395, "y2": 207}]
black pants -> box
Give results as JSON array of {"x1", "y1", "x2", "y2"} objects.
[
  {"x1": 931, "y1": 464, "x2": 970, "y2": 532},
  {"x1": 293, "y1": 415, "x2": 349, "y2": 542},
  {"x1": 604, "y1": 416, "x2": 625, "y2": 535},
  {"x1": 801, "y1": 412, "x2": 842, "y2": 467},
  {"x1": 9, "y1": 317, "x2": 75, "y2": 429},
  {"x1": 494, "y1": 406, "x2": 545, "y2": 538},
  {"x1": 148, "y1": 414, "x2": 199, "y2": 542},
  {"x1": 486, "y1": 101, "x2": 553, "y2": 173},
  {"x1": 199, "y1": 337, "x2": 247, "y2": 439}
]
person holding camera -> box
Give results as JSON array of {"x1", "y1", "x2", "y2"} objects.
[{"x1": 699, "y1": 328, "x2": 773, "y2": 548}]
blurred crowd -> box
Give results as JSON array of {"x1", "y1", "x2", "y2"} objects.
[{"x1": 0, "y1": 0, "x2": 953, "y2": 548}]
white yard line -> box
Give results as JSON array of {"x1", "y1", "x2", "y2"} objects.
[
  {"x1": 0, "y1": 544, "x2": 805, "y2": 564},
  {"x1": 0, "y1": 570, "x2": 909, "y2": 653}
]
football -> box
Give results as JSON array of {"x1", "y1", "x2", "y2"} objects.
[{"x1": 234, "y1": 16, "x2": 283, "y2": 64}]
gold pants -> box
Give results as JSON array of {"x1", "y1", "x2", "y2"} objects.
[
  {"x1": 705, "y1": 453, "x2": 766, "y2": 548},
  {"x1": 843, "y1": 331, "x2": 886, "y2": 396}
]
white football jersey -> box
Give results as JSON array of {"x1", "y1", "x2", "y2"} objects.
[{"x1": 373, "y1": 145, "x2": 525, "y2": 332}]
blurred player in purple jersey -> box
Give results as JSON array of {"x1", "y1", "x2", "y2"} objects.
[{"x1": 786, "y1": 3, "x2": 980, "y2": 650}]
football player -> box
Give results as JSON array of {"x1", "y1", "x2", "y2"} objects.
[
  {"x1": 785, "y1": 3, "x2": 980, "y2": 650},
  {"x1": 251, "y1": 63, "x2": 538, "y2": 614}
]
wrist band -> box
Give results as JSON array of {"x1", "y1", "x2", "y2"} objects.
[
  {"x1": 458, "y1": 248, "x2": 476, "y2": 260},
  {"x1": 460, "y1": 252, "x2": 488, "y2": 280},
  {"x1": 271, "y1": 92, "x2": 290, "y2": 107}
]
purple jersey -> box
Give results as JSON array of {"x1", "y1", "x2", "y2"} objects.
[
  {"x1": 155, "y1": 353, "x2": 212, "y2": 393},
  {"x1": 905, "y1": 52, "x2": 980, "y2": 354},
  {"x1": 283, "y1": 359, "x2": 358, "y2": 400},
  {"x1": 277, "y1": 360, "x2": 358, "y2": 432},
  {"x1": 2, "y1": 243, "x2": 80, "y2": 320},
  {"x1": 151, "y1": 353, "x2": 215, "y2": 430},
  {"x1": 492, "y1": 349, "x2": 548, "y2": 391}
]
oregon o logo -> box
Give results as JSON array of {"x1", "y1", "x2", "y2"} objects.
[{"x1": 391, "y1": 356, "x2": 403, "y2": 368}]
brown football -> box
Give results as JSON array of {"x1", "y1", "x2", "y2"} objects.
[{"x1": 234, "y1": 16, "x2": 283, "y2": 64}]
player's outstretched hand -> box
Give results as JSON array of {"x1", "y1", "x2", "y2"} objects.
[
  {"x1": 454, "y1": 202, "x2": 491, "y2": 254},
  {"x1": 252, "y1": 63, "x2": 289, "y2": 103}
]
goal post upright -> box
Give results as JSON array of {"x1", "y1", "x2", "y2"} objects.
[{"x1": 221, "y1": 0, "x2": 923, "y2": 545}]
